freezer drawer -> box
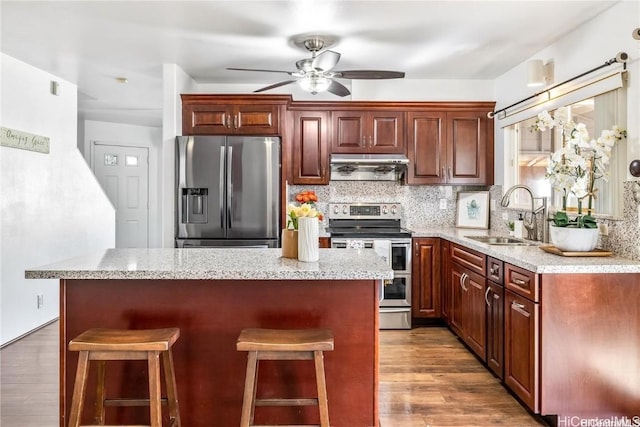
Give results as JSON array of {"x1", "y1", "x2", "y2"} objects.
[{"x1": 176, "y1": 239, "x2": 278, "y2": 248}]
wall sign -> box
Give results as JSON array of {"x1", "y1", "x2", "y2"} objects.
[{"x1": 1, "y1": 127, "x2": 50, "y2": 154}]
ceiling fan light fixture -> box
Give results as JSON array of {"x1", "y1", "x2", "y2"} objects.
[{"x1": 298, "y1": 75, "x2": 331, "y2": 94}]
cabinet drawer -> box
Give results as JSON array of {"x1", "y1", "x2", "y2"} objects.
[
  {"x1": 505, "y1": 263, "x2": 539, "y2": 302},
  {"x1": 487, "y1": 257, "x2": 503, "y2": 284},
  {"x1": 451, "y1": 243, "x2": 486, "y2": 276}
]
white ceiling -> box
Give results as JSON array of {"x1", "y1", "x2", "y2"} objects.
[{"x1": 1, "y1": 0, "x2": 619, "y2": 127}]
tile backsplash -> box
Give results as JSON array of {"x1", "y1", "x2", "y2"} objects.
[{"x1": 289, "y1": 181, "x2": 640, "y2": 261}]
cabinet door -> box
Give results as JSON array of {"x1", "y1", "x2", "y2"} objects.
[
  {"x1": 369, "y1": 111, "x2": 405, "y2": 153},
  {"x1": 234, "y1": 104, "x2": 280, "y2": 135},
  {"x1": 449, "y1": 262, "x2": 466, "y2": 337},
  {"x1": 486, "y1": 281, "x2": 504, "y2": 379},
  {"x1": 441, "y1": 240, "x2": 451, "y2": 322},
  {"x1": 291, "y1": 111, "x2": 329, "y2": 184},
  {"x1": 461, "y1": 268, "x2": 487, "y2": 361},
  {"x1": 411, "y1": 238, "x2": 441, "y2": 318},
  {"x1": 406, "y1": 112, "x2": 446, "y2": 184},
  {"x1": 504, "y1": 289, "x2": 539, "y2": 412},
  {"x1": 331, "y1": 111, "x2": 367, "y2": 152},
  {"x1": 183, "y1": 104, "x2": 231, "y2": 135},
  {"x1": 446, "y1": 111, "x2": 491, "y2": 185}
]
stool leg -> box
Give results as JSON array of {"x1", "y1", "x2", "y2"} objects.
[
  {"x1": 313, "y1": 350, "x2": 330, "y2": 427},
  {"x1": 240, "y1": 351, "x2": 259, "y2": 427},
  {"x1": 68, "y1": 351, "x2": 90, "y2": 427},
  {"x1": 162, "y1": 349, "x2": 181, "y2": 427},
  {"x1": 147, "y1": 351, "x2": 162, "y2": 427},
  {"x1": 94, "y1": 360, "x2": 107, "y2": 425}
]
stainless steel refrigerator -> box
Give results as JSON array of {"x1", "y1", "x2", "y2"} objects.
[{"x1": 175, "y1": 135, "x2": 280, "y2": 248}]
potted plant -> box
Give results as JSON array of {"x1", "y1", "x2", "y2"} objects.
[
  {"x1": 282, "y1": 190, "x2": 324, "y2": 259},
  {"x1": 532, "y1": 108, "x2": 626, "y2": 251}
]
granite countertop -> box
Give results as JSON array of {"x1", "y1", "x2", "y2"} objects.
[
  {"x1": 25, "y1": 248, "x2": 393, "y2": 281},
  {"x1": 411, "y1": 227, "x2": 640, "y2": 274}
]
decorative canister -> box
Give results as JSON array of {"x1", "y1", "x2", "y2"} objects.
[{"x1": 297, "y1": 217, "x2": 319, "y2": 262}]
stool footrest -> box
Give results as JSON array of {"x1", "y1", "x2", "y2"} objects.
[
  {"x1": 104, "y1": 397, "x2": 169, "y2": 407},
  {"x1": 255, "y1": 398, "x2": 318, "y2": 407}
]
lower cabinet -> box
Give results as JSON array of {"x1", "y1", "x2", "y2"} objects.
[
  {"x1": 486, "y1": 280, "x2": 504, "y2": 379},
  {"x1": 504, "y1": 288, "x2": 539, "y2": 412},
  {"x1": 412, "y1": 238, "x2": 441, "y2": 318},
  {"x1": 450, "y1": 261, "x2": 487, "y2": 361}
]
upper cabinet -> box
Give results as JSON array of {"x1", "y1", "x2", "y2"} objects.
[
  {"x1": 407, "y1": 104, "x2": 494, "y2": 185},
  {"x1": 290, "y1": 110, "x2": 330, "y2": 185},
  {"x1": 181, "y1": 94, "x2": 289, "y2": 136},
  {"x1": 331, "y1": 110, "x2": 405, "y2": 154}
]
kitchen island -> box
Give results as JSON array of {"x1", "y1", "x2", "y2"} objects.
[{"x1": 26, "y1": 248, "x2": 392, "y2": 427}]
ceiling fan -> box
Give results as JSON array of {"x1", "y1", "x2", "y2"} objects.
[{"x1": 227, "y1": 36, "x2": 405, "y2": 97}]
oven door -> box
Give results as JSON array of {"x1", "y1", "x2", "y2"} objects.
[{"x1": 379, "y1": 273, "x2": 411, "y2": 307}]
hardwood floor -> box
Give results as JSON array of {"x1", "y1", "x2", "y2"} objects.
[
  {"x1": 1, "y1": 322, "x2": 546, "y2": 426},
  {"x1": 0, "y1": 321, "x2": 58, "y2": 426},
  {"x1": 379, "y1": 327, "x2": 546, "y2": 427}
]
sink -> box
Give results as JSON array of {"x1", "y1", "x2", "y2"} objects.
[{"x1": 464, "y1": 235, "x2": 533, "y2": 246}]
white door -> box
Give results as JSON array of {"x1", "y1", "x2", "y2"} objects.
[{"x1": 93, "y1": 144, "x2": 149, "y2": 248}]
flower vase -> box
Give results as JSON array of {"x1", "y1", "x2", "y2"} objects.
[
  {"x1": 281, "y1": 229, "x2": 298, "y2": 259},
  {"x1": 298, "y1": 217, "x2": 319, "y2": 262},
  {"x1": 549, "y1": 225, "x2": 599, "y2": 252}
]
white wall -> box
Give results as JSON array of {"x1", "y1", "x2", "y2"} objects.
[
  {"x1": 0, "y1": 54, "x2": 115, "y2": 345},
  {"x1": 162, "y1": 64, "x2": 197, "y2": 247},
  {"x1": 493, "y1": 1, "x2": 640, "y2": 185},
  {"x1": 82, "y1": 120, "x2": 162, "y2": 247}
]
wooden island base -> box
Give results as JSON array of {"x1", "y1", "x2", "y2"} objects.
[{"x1": 60, "y1": 278, "x2": 379, "y2": 427}]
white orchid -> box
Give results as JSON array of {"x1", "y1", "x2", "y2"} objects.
[{"x1": 532, "y1": 109, "x2": 626, "y2": 219}]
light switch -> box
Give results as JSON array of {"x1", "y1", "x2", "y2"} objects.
[{"x1": 439, "y1": 199, "x2": 447, "y2": 210}]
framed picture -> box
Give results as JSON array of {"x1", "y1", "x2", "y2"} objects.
[{"x1": 456, "y1": 191, "x2": 490, "y2": 229}]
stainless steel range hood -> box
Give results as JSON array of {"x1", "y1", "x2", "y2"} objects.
[{"x1": 330, "y1": 154, "x2": 409, "y2": 181}]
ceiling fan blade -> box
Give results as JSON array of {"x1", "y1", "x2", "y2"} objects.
[
  {"x1": 312, "y1": 50, "x2": 341, "y2": 72},
  {"x1": 253, "y1": 80, "x2": 297, "y2": 93},
  {"x1": 326, "y1": 80, "x2": 350, "y2": 97},
  {"x1": 334, "y1": 70, "x2": 405, "y2": 79},
  {"x1": 227, "y1": 67, "x2": 294, "y2": 75}
]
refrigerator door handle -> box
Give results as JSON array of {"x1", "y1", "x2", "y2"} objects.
[
  {"x1": 227, "y1": 146, "x2": 233, "y2": 229},
  {"x1": 219, "y1": 146, "x2": 225, "y2": 229}
]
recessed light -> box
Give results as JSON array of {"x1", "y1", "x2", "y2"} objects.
[{"x1": 115, "y1": 77, "x2": 128, "y2": 84}]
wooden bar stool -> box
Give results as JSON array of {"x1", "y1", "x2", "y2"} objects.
[
  {"x1": 67, "y1": 328, "x2": 181, "y2": 427},
  {"x1": 236, "y1": 328, "x2": 334, "y2": 427}
]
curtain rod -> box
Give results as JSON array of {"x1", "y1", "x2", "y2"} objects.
[{"x1": 488, "y1": 52, "x2": 628, "y2": 119}]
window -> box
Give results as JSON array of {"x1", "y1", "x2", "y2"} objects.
[{"x1": 503, "y1": 88, "x2": 625, "y2": 217}]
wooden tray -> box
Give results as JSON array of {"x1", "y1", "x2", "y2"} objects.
[{"x1": 539, "y1": 245, "x2": 613, "y2": 257}]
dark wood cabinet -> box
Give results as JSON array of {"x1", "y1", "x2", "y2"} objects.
[
  {"x1": 319, "y1": 236, "x2": 331, "y2": 248},
  {"x1": 447, "y1": 243, "x2": 487, "y2": 361},
  {"x1": 441, "y1": 240, "x2": 451, "y2": 322},
  {"x1": 407, "y1": 107, "x2": 494, "y2": 185},
  {"x1": 181, "y1": 95, "x2": 287, "y2": 135},
  {"x1": 290, "y1": 110, "x2": 330, "y2": 184},
  {"x1": 504, "y1": 288, "x2": 539, "y2": 412},
  {"x1": 486, "y1": 256, "x2": 504, "y2": 380},
  {"x1": 411, "y1": 238, "x2": 441, "y2": 318},
  {"x1": 331, "y1": 110, "x2": 405, "y2": 154}
]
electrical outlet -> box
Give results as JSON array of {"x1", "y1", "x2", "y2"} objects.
[
  {"x1": 490, "y1": 199, "x2": 496, "y2": 211},
  {"x1": 37, "y1": 294, "x2": 44, "y2": 309},
  {"x1": 439, "y1": 199, "x2": 447, "y2": 210},
  {"x1": 599, "y1": 223, "x2": 609, "y2": 236},
  {"x1": 501, "y1": 212, "x2": 509, "y2": 221}
]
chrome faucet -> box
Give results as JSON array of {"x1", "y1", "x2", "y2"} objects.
[{"x1": 501, "y1": 185, "x2": 548, "y2": 243}]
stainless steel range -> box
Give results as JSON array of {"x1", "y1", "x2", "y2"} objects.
[{"x1": 328, "y1": 203, "x2": 412, "y2": 329}]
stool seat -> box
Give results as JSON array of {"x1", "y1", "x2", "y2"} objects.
[
  {"x1": 68, "y1": 327, "x2": 181, "y2": 427},
  {"x1": 237, "y1": 328, "x2": 334, "y2": 427},
  {"x1": 237, "y1": 328, "x2": 334, "y2": 352},
  {"x1": 69, "y1": 328, "x2": 180, "y2": 352}
]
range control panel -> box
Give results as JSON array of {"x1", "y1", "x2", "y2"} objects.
[{"x1": 328, "y1": 203, "x2": 402, "y2": 220}]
